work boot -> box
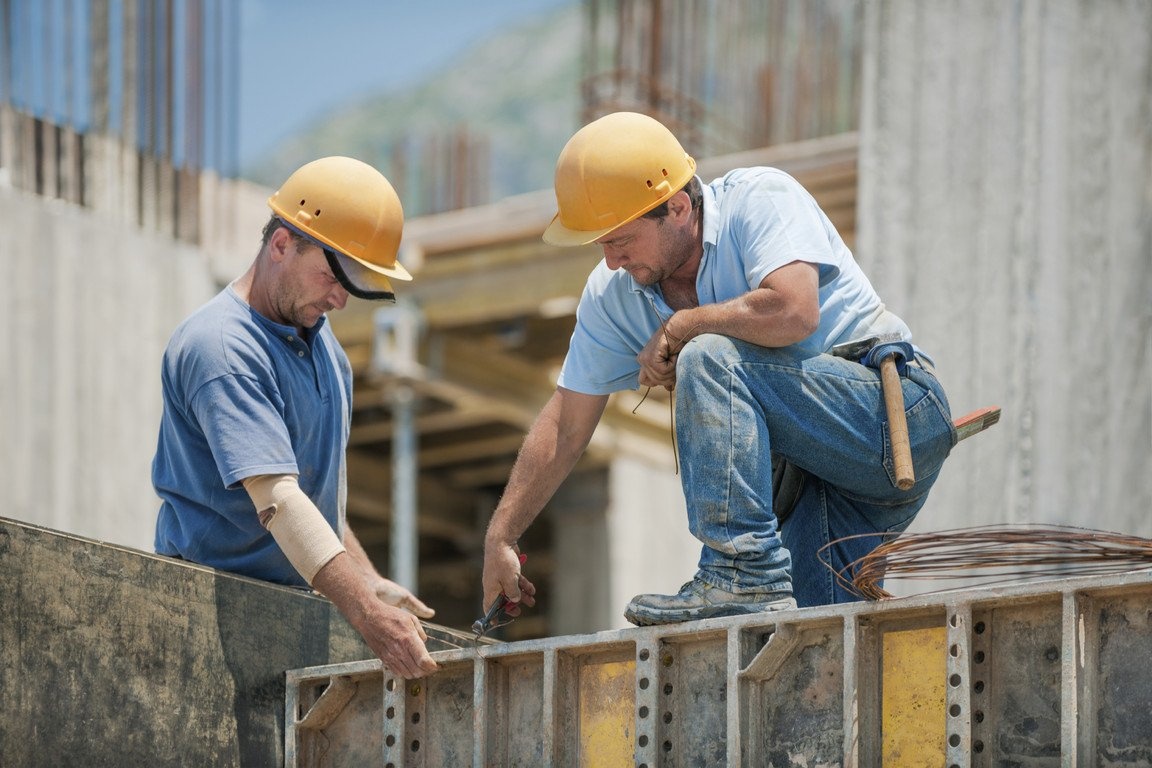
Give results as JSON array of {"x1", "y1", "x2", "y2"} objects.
[{"x1": 623, "y1": 579, "x2": 796, "y2": 626}]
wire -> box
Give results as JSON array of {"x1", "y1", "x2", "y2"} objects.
[{"x1": 818, "y1": 524, "x2": 1152, "y2": 600}]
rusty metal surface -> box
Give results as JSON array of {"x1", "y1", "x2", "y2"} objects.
[
  {"x1": 286, "y1": 570, "x2": 1152, "y2": 767},
  {"x1": 977, "y1": 601, "x2": 1063, "y2": 764},
  {"x1": 742, "y1": 624, "x2": 846, "y2": 767},
  {"x1": 1093, "y1": 594, "x2": 1152, "y2": 765}
]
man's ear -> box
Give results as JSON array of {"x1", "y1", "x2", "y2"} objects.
[
  {"x1": 667, "y1": 190, "x2": 694, "y2": 224},
  {"x1": 268, "y1": 225, "x2": 292, "y2": 263}
]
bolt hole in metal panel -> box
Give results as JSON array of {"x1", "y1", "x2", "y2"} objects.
[
  {"x1": 971, "y1": 601, "x2": 1064, "y2": 765},
  {"x1": 401, "y1": 660, "x2": 470, "y2": 767},
  {"x1": 652, "y1": 630, "x2": 728, "y2": 765}
]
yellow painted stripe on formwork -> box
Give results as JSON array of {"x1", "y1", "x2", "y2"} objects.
[
  {"x1": 882, "y1": 625, "x2": 947, "y2": 766},
  {"x1": 578, "y1": 658, "x2": 636, "y2": 768}
]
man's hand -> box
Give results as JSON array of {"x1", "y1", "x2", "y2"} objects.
[
  {"x1": 373, "y1": 577, "x2": 435, "y2": 619},
  {"x1": 482, "y1": 541, "x2": 536, "y2": 618},
  {"x1": 637, "y1": 326, "x2": 679, "y2": 390},
  {"x1": 344, "y1": 524, "x2": 436, "y2": 620},
  {"x1": 312, "y1": 553, "x2": 439, "y2": 679},
  {"x1": 352, "y1": 601, "x2": 439, "y2": 680}
]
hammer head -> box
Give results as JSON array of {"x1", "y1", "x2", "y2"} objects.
[
  {"x1": 829, "y1": 332, "x2": 901, "y2": 361},
  {"x1": 829, "y1": 333, "x2": 912, "y2": 371}
]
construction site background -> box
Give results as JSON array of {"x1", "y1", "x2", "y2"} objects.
[{"x1": 1, "y1": 0, "x2": 1149, "y2": 642}]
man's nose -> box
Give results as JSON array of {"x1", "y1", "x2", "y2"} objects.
[
  {"x1": 328, "y1": 284, "x2": 349, "y2": 310},
  {"x1": 604, "y1": 248, "x2": 626, "y2": 270}
]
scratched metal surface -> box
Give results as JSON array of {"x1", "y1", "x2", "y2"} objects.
[{"x1": 285, "y1": 572, "x2": 1152, "y2": 766}]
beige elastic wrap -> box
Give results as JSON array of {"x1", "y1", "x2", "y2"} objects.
[{"x1": 242, "y1": 474, "x2": 346, "y2": 584}]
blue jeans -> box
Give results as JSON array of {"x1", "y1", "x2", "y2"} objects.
[{"x1": 674, "y1": 334, "x2": 956, "y2": 607}]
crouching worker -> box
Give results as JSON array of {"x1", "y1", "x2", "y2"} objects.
[
  {"x1": 152, "y1": 156, "x2": 439, "y2": 678},
  {"x1": 482, "y1": 113, "x2": 956, "y2": 625}
]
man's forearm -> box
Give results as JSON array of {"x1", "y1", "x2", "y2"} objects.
[
  {"x1": 342, "y1": 524, "x2": 377, "y2": 581},
  {"x1": 665, "y1": 262, "x2": 820, "y2": 350},
  {"x1": 312, "y1": 550, "x2": 376, "y2": 621},
  {"x1": 312, "y1": 551, "x2": 439, "y2": 678},
  {"x1": 485, "y1": 389, "x2": 607, "y2": 547}
]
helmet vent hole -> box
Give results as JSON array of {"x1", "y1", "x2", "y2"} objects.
[
  {"x1": 314, "y1": 209, "x2": 321, "y2": 216},
  {"x1": 646, "y1": 180, "x2": 654, "y2": 189},
  {"x1": 298, "y1": 198, "x2": 306, "y2": 206},
  {"x1": 661, "y1": 168, "x2": 669, "y2": 177}
]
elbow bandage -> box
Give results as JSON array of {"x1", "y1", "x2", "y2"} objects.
[{"x1": 242, "y1": 474, "x2": 346, "y2": 584}]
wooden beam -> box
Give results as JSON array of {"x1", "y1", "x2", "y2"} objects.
[
  {"x1": 346, "y1": 488, "x2": 478, "y2": 548},
  {"x1": 417, "y1": 434, "x2": 527, "y2": 469},
  {"x1": 349, "y1": 408, "x2": 500, "y2": 447}
]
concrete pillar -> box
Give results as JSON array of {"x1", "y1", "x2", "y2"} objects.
[{"x1": 857, "y1": 0, "x2": 1152, "y2": 536}]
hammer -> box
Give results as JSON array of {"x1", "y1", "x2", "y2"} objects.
[{"x1": 830, "y1": 334, "x2": 917, "y2": 491}]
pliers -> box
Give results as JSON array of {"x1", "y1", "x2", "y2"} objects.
[{"x1": 472, "y1": 552, "x2": 527, "y2": 641}]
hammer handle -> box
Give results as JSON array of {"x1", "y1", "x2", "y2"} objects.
[{"x1": 880, "y1": 355, "x2": 915, "y2": 490}]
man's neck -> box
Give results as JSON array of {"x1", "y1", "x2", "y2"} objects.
[{"x1": 660, "y1": 272, "x2": 699, "y2": 310}]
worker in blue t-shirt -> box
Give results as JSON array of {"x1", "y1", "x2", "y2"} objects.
[
  {"x1": 153, "y1": 156, "x2": 438, "y2": 678},
  {"x1": 482, "y1": 112, "x2": 956, "y2": 626}
]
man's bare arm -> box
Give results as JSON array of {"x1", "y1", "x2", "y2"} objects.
[
  {"x1": 242, "y1": 474, "x2": 437, "y2": 678},
  {"x1": 311, "y1": 553, "x2": 438, "y2": 678},
  {"x1": 343, "y1": 524, "x2": 435, "y2": 619},
  {"x1": 482, "y1": 388, "x2": 609, "y2": 607},
  {"x1": 638, "y1": 261, "x2": 820, "y2": 388}
]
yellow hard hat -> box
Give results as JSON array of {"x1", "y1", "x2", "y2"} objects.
[
  {"x1": 543, "y1": 112, "x2": 697, "y2": 247},
  {"x1": 268, "y1": 156, "x2": 410, "y2": 300}
]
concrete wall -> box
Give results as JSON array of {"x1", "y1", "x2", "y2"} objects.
[
  {"x1": 0, "y1": 516, "x2": 375, "y2": 767},
  {"x1": 2, "y1": 186, "x2": 218, "y2": 549},
  {"x1": 856, "y1": 0, "x2": 1152, "y2": 540},
  {"x1": 605, "y1": 456, "x2": 698, "y2": 623}
]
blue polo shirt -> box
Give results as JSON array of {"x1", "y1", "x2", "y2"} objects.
[
  {"x1": 557, "y1": 168, "x2": 912, "y2": 395},
  {"x1": 152, "y1": 286, "x2": 350, "y2": 586}
]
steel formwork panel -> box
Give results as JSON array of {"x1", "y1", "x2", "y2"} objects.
[{"x1": 285, "y1": 571, "x2": 1152, "y2": 767}]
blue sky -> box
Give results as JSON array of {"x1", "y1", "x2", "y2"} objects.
[{"x1": 239, "y1": 0, "x2": 574, "y2": 167}]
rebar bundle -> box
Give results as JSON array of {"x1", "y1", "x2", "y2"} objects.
[{"x1": 819, "y1": 524, "x2": 1152, "y2": 600}]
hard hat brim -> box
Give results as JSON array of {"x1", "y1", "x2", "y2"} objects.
[
  {"x1": 277, "y1": 217, "x2": 410, "y2": 301},
  {"x1": 542, "y1": 214, "x2": 618, "y2": 248},
  {"x1": 325, "y1": 250, "x2": 396, "y2": 302},
  {"x1": 283, "y1": 217, "x2": 413, "y2": 282}
]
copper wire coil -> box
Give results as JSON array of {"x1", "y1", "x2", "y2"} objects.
[{"x1": 819, "y1": 524, "x2": 1152, "y2": 600}]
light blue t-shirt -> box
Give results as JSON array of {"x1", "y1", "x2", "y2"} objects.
[
  {"x1": 557, "y1": 168, "x2": 911, "y2": 395},
  {"x1": 152, "y1": 286, "x2": 350, "y2": 586}
]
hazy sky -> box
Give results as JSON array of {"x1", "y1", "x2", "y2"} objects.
[{"x1": 239, "y1": 0, "x2": 573, "y2": 166}]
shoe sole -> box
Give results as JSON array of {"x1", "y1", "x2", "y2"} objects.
[{"x1": 624, "y1": 598, "x2": 796, "y2": 627}]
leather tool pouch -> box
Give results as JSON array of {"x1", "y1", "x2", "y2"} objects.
[{"x1": 772, "y1": 453, "x2": 806, "y2": 526}]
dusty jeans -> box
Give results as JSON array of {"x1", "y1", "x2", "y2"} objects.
[{"x1": 673, "y1": 334, "x2": 956, "y2": 607}]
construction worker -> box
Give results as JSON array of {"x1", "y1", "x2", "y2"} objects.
[
  {"x1": 152, "y1": 156, "x2": 438, "y2": 677},
  {"x1": 482, "y1": 112, "x2": 956, "y2": 625}
]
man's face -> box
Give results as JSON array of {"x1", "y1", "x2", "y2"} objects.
[
  {"x1": 272, "y1": 232, "x2": 350, "y2": 329},
  {"x1": 595, "y1": 213, "x2": 694, "y2": 286}
]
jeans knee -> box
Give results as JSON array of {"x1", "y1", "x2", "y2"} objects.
[{"x1": 677, "y1": 333, "x2": 739, "y2": 380}]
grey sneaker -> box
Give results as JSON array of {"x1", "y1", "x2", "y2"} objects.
[{"x1": 624, "y1": 579, "x2": 796, "y2": 626}]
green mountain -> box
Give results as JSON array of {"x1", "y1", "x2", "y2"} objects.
[{"x1": 243, "y1": 3, "x2": 582, "y2": 215}]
